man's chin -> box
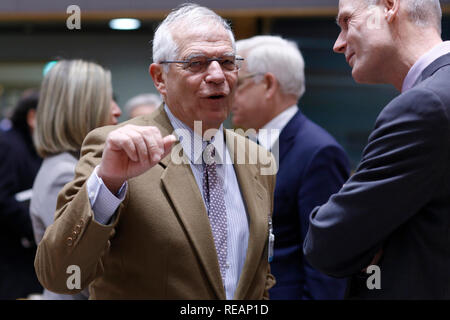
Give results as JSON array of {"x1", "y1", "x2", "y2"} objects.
[
  {"x1": 231, "y1": 115, "x2": 242, "y2": 127},
  {"x1": 352, "y1": 66, "x2": 369, "y2": 84}
]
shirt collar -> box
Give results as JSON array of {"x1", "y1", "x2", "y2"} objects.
[
  {"x1": 402, "y1": 41, "x2": 450, "y2": 92},
  {"x1": 257, "y1": 105, "x2": 298, "y2": 150},
  {"x1": 164, "y1": 104, "x2": 225, "y2": 165}
]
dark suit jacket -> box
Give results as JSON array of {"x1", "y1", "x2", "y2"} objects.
[
  {"x1": 304, "y1": 52, "x2": 450, "y2": 299},
  {"x1": 269, "y1": 110, "x2": 350, "y2": 299},
  {"x1": 35, "y1": 107, "x2": 276, "y2": 299},
  {"x1": 0, "y1": 127, "x2": 42, "y2": 299}
]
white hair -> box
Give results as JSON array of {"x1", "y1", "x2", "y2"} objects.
[
  {"x1": 366, "y1": 0, "x2": 442, "y2": 33},
  {"x1": 152, "y1": 3, "x2": 236, "y2": 71},
  {"x1": 237, "y1": 35, "x2": 306, "y2": 100},
  {"x1": 124, "y1": 93, "x2": 162, "y2": 116}
]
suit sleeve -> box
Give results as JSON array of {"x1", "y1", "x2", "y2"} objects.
[
  {"x1": 34, "y1": 127, "x2": 127, "y2": 294},
  {"x1": 303, "y1": 88, "x2": 450, "y2": 278},
  {"x1": 298, "y1": 145, "x2": 350, "y2": 299}
]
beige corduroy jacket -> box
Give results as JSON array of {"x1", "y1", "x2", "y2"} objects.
[{"x1": 35, "y1": 107, "x2": 276, "y2": 299}]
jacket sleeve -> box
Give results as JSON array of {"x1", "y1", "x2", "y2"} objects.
[
  {"x1": 34, "y1": 127, "x2": 128, "y2": 294},
  {"x1": 298, "y1": 145, "x2": 350, "y2": 299},
  {"x1": 303, "y1": 88, "x2": 450, "y2": 278}
]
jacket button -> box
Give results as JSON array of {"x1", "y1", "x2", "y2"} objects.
[{"x1": 67, "y1": 237, "x2": 73, "y2": 247}]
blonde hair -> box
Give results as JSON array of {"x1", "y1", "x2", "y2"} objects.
[{"x1": 34, "y1": 60, "x2": 112, "y2": 158}]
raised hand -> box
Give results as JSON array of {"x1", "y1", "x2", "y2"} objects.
[{"x1": 97, "y1": 124, "x2": 177, "y2": 194}]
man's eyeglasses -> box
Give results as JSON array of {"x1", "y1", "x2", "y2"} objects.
[{"x1": 160, "y1": 55, "x2": 244, "y2": 73}]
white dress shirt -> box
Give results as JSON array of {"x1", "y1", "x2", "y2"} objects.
[{"x1": 253, "y1": 105, "x2": 298, "y2": 151}]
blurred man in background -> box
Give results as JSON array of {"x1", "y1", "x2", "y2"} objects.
[
  {"x1": 0, "y1": 89, "x2": 42, "y2": 299},
  {"x1": 232, "y1": 35, "x2": 350, "y2": 299},
  {"x1": 124, "y1": 93, "x2": 161, "y2": 119}
]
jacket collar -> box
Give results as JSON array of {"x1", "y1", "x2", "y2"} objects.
[{"x1": 414, "y1": 52, "x2": 450, "y2": 87}]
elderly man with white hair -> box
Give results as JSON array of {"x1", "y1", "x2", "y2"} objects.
[
  {"x1": 124, "y1": 93, "x2": 162, "y2": 119},
  {"x1": 232, "y1": 35, "x2": 351, "y2": 300},
  {"x1": 304, "y1": 0, "x2": 450, "y2": 299},
  {"x1": 35, "y1": 3, "x2": 276, "y2": 299}
]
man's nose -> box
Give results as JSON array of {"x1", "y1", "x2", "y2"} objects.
[
  {"x1": 333, "y1": 32, "x2": 346, "y2": 54},
  {"x1": 205, "y1": 60, "x2": 226, "y2": 84}
]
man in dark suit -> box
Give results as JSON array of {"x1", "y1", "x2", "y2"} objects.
[
  {"x1": 0, "y1": 90, "x2": 43, "y2": 299},
  {"x1": 232, "y1": 35, "x2": 350, "y2": 299},
  {"x1": 303, "y1": 0, "x2": 450, "y2": 299},
  {"x1": 35, "y1": 4, "x2": 276, "y2": 299}
]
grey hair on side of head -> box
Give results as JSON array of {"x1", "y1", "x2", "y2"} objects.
[
  {"x1": 366, "y1": 0, "x2": 442, "y2": 34},
  {"x1": 124, "y1": 93, "x2": 162, "y2": 115},
  {"x1": 152, "y1": 3, "x2": 236, "y2": 72},
  {"x1": 236, "y1": 35, "x2": 306, "y2": 100}
]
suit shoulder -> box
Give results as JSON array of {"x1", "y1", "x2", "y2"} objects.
[
  {"x1": 225, "y1": 129, "x2": 277, "y2": 180},
  {"x1": 37, "y1": 152, "x2": 77, "y2": 182},
  {"x1": 378, "y1": 85, "x2": 450, "y2": 129},
  {"x1": 226, "y1": 128, "x2": 275, "y2": 162},
  {"x1": 291, "y1": 115, "x2": 345, "y2": 152},
  {"x1": 82, "y1": 116, "x2": 163, "y2": 158}
]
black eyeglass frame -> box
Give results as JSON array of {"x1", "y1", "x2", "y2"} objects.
[{"x1": 159, "y1": 55, "x2": 245, "y2": 72}]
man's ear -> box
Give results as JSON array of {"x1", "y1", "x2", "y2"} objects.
[
  {"x1": 382, "y1": 0, "x2": 400, "y2": 23},
  {"x1": 149, "y1": 63, "x2": 167, "y2": 96},
  {"x1": 263, "y1": 72, "x2": 278, "y2": 99}
]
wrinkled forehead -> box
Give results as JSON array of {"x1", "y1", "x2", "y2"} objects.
[{"x1": 172, "y1": 23, "x2": 235, "y2": 58}]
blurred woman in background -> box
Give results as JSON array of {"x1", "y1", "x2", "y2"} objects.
[{"x1": 30, "y1": 59, "x2": 121, "y2": 300}]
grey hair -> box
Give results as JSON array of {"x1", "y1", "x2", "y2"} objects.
[
  {"x1": 237, "y1": 35, "x2": 306, "y2": 100},
  {"x1": 366, "y1": 0, "x2": 442, "y2": 33},
  {"x1": 124, "y1": 93, "x2": 162, "y2": 116},
  {"x1": 152, "y1": 3, "x2": 236, "y2": 71}
]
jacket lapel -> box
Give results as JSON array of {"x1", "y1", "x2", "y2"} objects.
[
  {"x1": 225, "y1": 130, "x2": 269, "y2": 299},
  {"x1": 152, "y1": 108, "x2": 226, "y2": 299},
  {"x1": 277, "y1": 110, "x2": 302, "y2": 164}
]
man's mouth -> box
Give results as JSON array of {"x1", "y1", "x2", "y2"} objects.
[
  {"x1": 346, "y1": 53, "x2": 355, "y2": 65},
  {"x1": 207, "y1": 94, "x2": 226, "y2": 99}
]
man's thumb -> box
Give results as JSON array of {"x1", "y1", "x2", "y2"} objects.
[{"x1": 162, "y1": 134, "x2": 177, "y2": 156}]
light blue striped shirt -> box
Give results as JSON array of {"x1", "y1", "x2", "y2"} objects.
[{"x1": 87, "y1": 105, "x2": 249, "y2": 299}]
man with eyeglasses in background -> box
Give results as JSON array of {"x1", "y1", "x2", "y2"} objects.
[
  {"x1": 35, "y1": 3, "x2": 276, "y2": 299},
  {"x1": 232, "y1": 35, "x2": 350, "y2": 299}
]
